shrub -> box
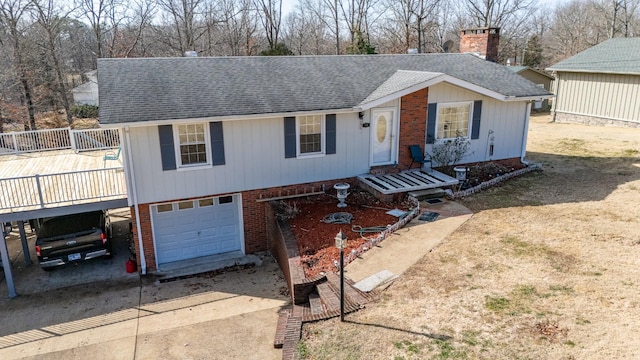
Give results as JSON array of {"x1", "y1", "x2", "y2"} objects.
[{"x1": 71, "y1": 104, "x2": 99, "y2": 118}]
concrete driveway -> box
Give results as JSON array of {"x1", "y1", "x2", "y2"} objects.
[{"x1": 0, "y1": 253, "x2": 290, "y2": 359}]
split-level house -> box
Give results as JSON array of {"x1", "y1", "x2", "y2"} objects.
[{"x1": 98, "y1": 53, "x2": 551, "y2": 274}]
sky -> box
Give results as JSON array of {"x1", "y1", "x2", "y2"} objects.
[{"x1": 280, "y1": 0, "x2": 574, "y2": 17}]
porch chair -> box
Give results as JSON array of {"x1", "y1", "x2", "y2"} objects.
[
  {"x1": 409, "y1": 145, "x2": 431, "y2": 170},
  {"x1": 103, "y1": 145, "x2": 122, "y2": 167}
]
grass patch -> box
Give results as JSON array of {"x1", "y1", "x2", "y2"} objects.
[
  {"x1": 297, "y1": 341, "x2": 310, "y2": 358},
  {"x1": 485, "y1": 296, "x2": 510, "y2": 312},
  {"x1": 433, "y1": 339, "x2": 468, "y2": 359},
  {"x1": 393, "y1": 339, "x2": 420, "y2": 359},
  {"x1": 461, "y1": 330, "x2": 480, "y2": 346},
  {"x1": 501, "y1": 236, "x2": 576, "y2": 272}
]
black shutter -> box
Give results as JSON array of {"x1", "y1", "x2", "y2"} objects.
[
  {"x1": 426, "y1": 103, "x2": 437, "y2": 144},
  {"x1": 158, "y1": 125, "x2": 176, "y2": 170},
  {"x1": 471, "y1": 100, "x2": 482, "y2": 140},
  {"x1": 284, "y1": 116, "x2": 296, "y2": 158},
  {"x1": 210, "y1": 122, "x2": 225, "y2": 165},
  {"x1": 325, "y1": 114, "x2": 336, "y2": 154}
]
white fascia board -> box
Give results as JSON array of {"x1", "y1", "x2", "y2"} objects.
[
  {"x1": 356, "y1": 74, "x2": 548, "y2": 111},
  {"x1": 547, "y1": 68, "x2": 640, "y2": 76},
  {"x1": 357, "y1": 74, "x2": 447, "y2": 111},
  {"x1": 98, "y1": 108, "x2": 356, "y2": 128}
]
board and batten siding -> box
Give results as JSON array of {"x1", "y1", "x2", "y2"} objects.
[
  {"x1": 554, "y1": 72, "x2": 640, "y2": 123},
  {"x1": 127, "y1": 113, "x2": 371, "y2": 204},
  {"x1": 427, "y1": 82, "x2": 529, "y2": 164}
]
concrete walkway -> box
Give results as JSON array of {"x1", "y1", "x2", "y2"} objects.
[
  {"x1": 0, "y1": 254, "x2": 289, "y2": 360},
  {"x1": 346, "y1": 200, "x2": 473, "y2": 286},
  {"x1": 0, "y1": 200, "x2": 472, "y2": 359}
]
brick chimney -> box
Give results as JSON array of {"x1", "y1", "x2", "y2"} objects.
[{"x1": 460, "y1": 27, "x2": 500, "y2": 62}]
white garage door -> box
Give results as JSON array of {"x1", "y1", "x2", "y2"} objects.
[{"x1": 152, "y1": 195, "x2": 243, "y2": 266}]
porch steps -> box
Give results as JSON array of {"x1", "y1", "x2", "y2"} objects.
[{"x1": 357, "y1": 169, "x2": 458, "y2": 195}]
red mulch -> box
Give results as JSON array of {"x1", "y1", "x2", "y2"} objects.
[
  {"x1": 281, "y1": 160, "x2": 527, "y2": 278},
  {"x1": 283, "y1": 189, "x2": 410, "y2": 278}
]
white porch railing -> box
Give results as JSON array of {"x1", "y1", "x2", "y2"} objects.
[
  {"x1": 0, "y1": 128, "x2": 120, "y2": 155},
  {"x1": 0, "y1": 168, "x2": 127, "y2": 212}
]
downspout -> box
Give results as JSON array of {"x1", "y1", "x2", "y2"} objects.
[
  {"x1": 521, "y1": 102, "x2": 532, "y2": 165},
  {"x1": 124, "y1": 126, "x2": 147, "y2": 274},
  {"x1": 551, "y1": 72, "x2": 559, "y2": 122}
]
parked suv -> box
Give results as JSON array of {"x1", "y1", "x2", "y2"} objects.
[{"x1": 35, "y1": 210, "x2": 112, "y2": 270}]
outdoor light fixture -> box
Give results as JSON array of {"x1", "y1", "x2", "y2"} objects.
[
  {"x1": 334, "y1": 230, "x2": 347, "y2": 322},
  {"x1": 358, "y1": 111, "x2": 370, "y2": 127},
  {"x1": 333, "y1": 183, "x2": 350, "y2": 208}
]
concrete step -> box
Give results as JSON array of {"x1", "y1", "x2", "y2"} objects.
[
  {"x1": 407, "y1": 188, "x2": 446, "y2": 200},
  {"x1": 309, "y1": 292, "x2": 323, "y2": 315},
  {"x1": 316, "y1": 282, "x2": 340, "y2": 312}
]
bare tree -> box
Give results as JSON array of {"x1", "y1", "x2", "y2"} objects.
[
  {"x1": 105, "y1": 0, "x2": 156, "y2": 57},
  {"x1": 283, "y1": 2, "x2": 331, "y2": 54},
  {"x1": 32, "y1": 0, "x2": 75, "y2": 126},
  {"x1": 0, "y1": 0, "x2": 37, "y2": 130},
  {"x1": 155, "y1": 0, "x2": 219, "y2": 55},
  {"x1": 217, "y1": 0, "x2": 258, "y2": 55},
  {"x1": 255, "y1": 0, "x2": 282, "y2": 50}
]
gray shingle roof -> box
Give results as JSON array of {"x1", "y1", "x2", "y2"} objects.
[
  {"x1": 547, "y1": 37, "x2": 640, "y2": 74},
  {"x1": 98, "y1": 53, "x2": 551, "y2": 125},
  {"x1": 360, "y1": 70, "x2": 443, "y2": 105}
]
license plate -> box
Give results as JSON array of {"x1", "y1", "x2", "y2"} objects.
[{"x1": 68, "y1": 253, "x2": 81, "y2": 261}]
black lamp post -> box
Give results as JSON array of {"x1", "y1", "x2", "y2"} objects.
[{"x1": 335, "y1": 230, "x2": 347, "y2": 322}]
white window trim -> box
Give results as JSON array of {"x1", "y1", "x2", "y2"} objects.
[
  {"x1": 295, "y1": 114, "x2": 326, "y2": 158},
  {"x1": 435, "y1": 101, "x2": 474, "y2": 141},
  {"x1": 173, "y1": 122, "x2": 212, "y2": 169}
]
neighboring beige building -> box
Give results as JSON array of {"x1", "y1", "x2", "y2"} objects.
[
  {"x1": 507, "y1": 66, "x2": 554, "y2": 111},
  {"x1": 547, "y1": 38, "x2": 640, "y2": 127}
]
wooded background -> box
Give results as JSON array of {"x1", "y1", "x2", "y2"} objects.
[{"x1": 1, "y1": 0, "x2": 638, "y2": 130}]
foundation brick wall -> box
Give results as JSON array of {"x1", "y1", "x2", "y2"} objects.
[
  {"x1": 131, "y1": 179, "x2": 353, "y2": 273},
  {"x1": 397, "y1": 87, "x2": 429, "y2": 171},
  {"x1": 554, "y1": 112, "x2": 640, "y2": 128}
]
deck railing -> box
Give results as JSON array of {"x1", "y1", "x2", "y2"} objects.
[
  {"x1": 0, "y1": 168, "x2": 127, "y2": 212},
  {"x1": 0, "y1": 128, "x2": 120, "y2": 155}
]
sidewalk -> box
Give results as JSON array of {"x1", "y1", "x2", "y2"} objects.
[{"x1": 345, "y1": 200, "x2": 473, "y2": 285}]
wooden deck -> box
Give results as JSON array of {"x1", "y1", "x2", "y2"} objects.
[
  {"x1": 0, "y1": 149, "x2": 126, "y2": 215},
  {"x1": 357, "y1": 169, "x2": 458, "y2": 195}
]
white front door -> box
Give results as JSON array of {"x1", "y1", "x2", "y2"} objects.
[{"x1": 370, "y1": 108, "x2": 397, "y2": 166}]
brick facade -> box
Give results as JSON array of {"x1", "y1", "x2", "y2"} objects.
[
  {"x1": 398, "y1": 87, "x2": 429, "y2": 171},
  {"x1": 130, "y1": 179, "x2": 353, "y2": 273},
  {"x1": 460, "y1": 28, "x2": 500, "y2": 63}
]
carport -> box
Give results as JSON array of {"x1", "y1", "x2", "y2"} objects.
[
  {"x1": 0, "y1": 131, "x2": 128, "y2": 298},
  {"x1": 1, "y1": 199, "x2": 129, "y2": 298}
]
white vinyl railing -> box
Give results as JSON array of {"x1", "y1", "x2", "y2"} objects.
[
  {"x1": 71, "y1": 128, "x2": 120, "y2": 151},
  {"x1": 0, "y1": 168, "x2": 127, "y2": 211},
  {"x1": 0, "y1": 128, "x2": 120, "y2": 155}
]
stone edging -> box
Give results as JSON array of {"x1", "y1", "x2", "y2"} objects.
[
  {"x1": 446, "y1": 163, "x2": 543, "y2": 199},
  {"x1": 339, "y1": 196, "x2": 420, "y2": 267}
]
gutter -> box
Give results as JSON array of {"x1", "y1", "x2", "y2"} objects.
[{"x1": 124, "y1": 126, "x2": 147, "y2": 274}]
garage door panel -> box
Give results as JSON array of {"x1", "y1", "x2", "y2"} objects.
[{"x1": 153, "y1": 195, "x2": 242, "y2": 266}]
